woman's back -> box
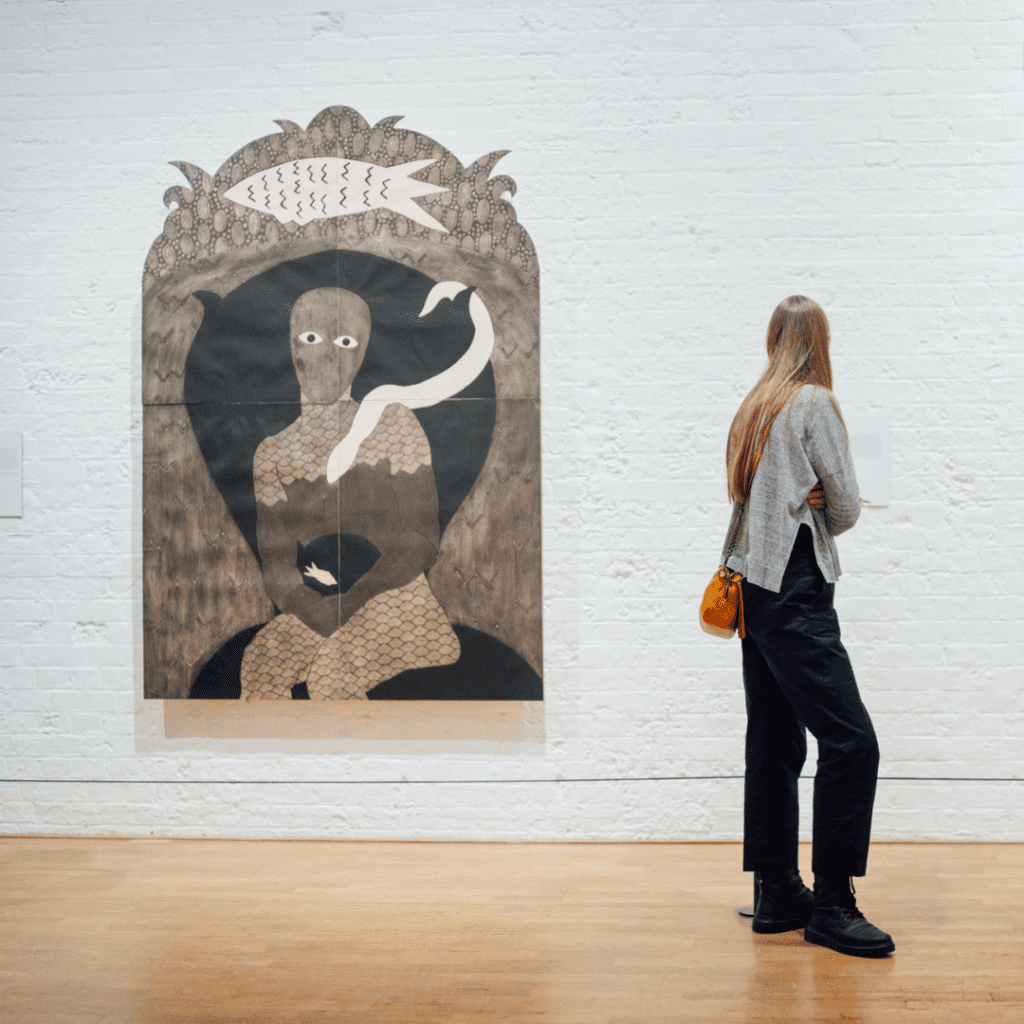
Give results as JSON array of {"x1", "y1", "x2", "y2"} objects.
[{"x1": 722, "y1": 384, "x2": 860, "y2": 593}]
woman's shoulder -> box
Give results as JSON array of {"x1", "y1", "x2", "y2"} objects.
[
  {"x1": 790, "y1": 384, "x2": 838, "y2": 416},
  {"x1": 777, "y1": 384, "x2": 816, "y2": 424},
  {"x1": 780, "y1": 386, "x2": 844, "y2": 444}
]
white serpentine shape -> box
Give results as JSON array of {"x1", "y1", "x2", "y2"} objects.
[{"x1": 325, "y1": 282, "x2": 494, "y2": 484}]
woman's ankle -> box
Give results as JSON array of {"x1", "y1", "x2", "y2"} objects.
[{"x1": 813, "y1": 874, "x2": 856, "y2": 908}]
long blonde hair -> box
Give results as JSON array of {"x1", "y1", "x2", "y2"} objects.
[{"x1": 726, "y1": 295, "x2": 847, "y2": 504}]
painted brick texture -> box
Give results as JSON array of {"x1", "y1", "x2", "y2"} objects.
[{"x1": 0, "y1": 0, "x2": 1022, "y2": 839}]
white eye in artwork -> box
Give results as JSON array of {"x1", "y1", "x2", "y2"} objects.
[
  {"x1": 333, "y1": 335, "x2": 359, "y2": 349},
  {"x1": 298, "y1": 332, "x2": 324, "y2": 345}
]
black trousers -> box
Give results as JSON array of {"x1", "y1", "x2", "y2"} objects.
[{"x1": 740, "y1": 524, "x2": 879, "y2": 877}]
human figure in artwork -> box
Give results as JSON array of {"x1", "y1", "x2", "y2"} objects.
[
  {"x1": 240, "y1": 287, "x2": 459, "y2": 700},
  {"x1": 722, "y1": 295, "x2": 894, "y2": 958}
]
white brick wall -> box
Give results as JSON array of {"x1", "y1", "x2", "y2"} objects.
[{"x1": 1, "y1": 0, "x2": 1022, "y2": 840}]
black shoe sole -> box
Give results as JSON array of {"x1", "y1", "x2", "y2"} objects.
[
  {"x1": 804, "y1": 924, "x2": 895, "y2": 958},
  {"x1": 752, "y1": 915, "x2": 812, "y2": 934}
]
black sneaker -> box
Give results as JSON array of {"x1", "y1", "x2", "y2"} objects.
[
  {"x1": 805, "y1": 904, "x2": 896, "y2": 958},
  {"x1": 752, "y1": 869, "x2": 814, "y2": 934}
]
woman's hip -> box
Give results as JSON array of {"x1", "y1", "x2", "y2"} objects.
[{"x1": 742, "y1": 528, "x2": 838, "y2": 639}]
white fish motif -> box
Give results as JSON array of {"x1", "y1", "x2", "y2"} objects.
[
  {"x1": 224, "y1": 158, "x2": 449, "y2": 233},
  {"x1": 302, "y1": 561, "x2": 339, "y2": 587}
]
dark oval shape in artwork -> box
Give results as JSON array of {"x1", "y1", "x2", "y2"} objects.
[{"x1": 296, "y1": 532, "x2": 381, "y2": 596}]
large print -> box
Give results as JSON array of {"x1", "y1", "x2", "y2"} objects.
[{"x1": 142, "y1": 107, "x2": 541, "y2": 700}]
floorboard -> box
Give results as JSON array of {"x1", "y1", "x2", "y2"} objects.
[{"x1": 1, "y1": 838, "x2": 1021, "y2": 1023}]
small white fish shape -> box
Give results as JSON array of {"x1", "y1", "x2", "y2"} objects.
[
  {"x1": 302, "y1": 561, "x2": 339, "y2": 587},
  {"x1": 223, "y1": 158, "x2": 449, "y2": 233}
]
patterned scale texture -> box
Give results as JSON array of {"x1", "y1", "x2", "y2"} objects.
[
  {"x1": 240, "y1": 614, "x2": 324, "y2": 699},
  {"x1": 254, "y1": 401, "x2": 430, "y2": 506},
  {"x1": 354, "y1": 403, "x2": 432, "y2": 476},
  {"x1": 239, "y1": 575, "x2": 460, "y2": 700}
]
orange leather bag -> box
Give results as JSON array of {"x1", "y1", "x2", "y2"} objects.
[{"x1": 700, "y1": 420, "x2": 772, "y2": 640}]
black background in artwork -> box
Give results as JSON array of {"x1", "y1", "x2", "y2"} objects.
[
  {"x1": 366, "y1": 625, "x2": 542, "y2": 700},
  {"x1": 417, "y1": 388, "x2": 496, "y2": 537},
  {"x1": 296, "y1": 533, "x2": 381, "y2": 596},
  {"x1": 184, "y1": 251, "x2": 496, "y2": 564}
]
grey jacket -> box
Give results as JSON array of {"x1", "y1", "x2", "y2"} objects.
[{"x1": 721, "y1": 384, "x2": 861, "y2": 593}]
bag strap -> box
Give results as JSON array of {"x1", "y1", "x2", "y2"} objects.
[{"x1": 723, "y1": 416, "x2": 773, "y2": 563}]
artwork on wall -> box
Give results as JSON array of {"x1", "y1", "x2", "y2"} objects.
[{"x1": 142, "y1": 107, "x2": 541, "y2": 701}]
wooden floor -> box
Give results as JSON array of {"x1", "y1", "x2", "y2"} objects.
[{"x1": 1, "y1": 839, "x2": 1021, "y2": 1023}]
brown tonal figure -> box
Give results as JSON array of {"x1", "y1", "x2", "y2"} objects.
[
  {"x1": 144, "y1": 111, "x2": 544, "y2": 703},
  {"x1": 179, "y1": 249, "x2": 539, "y2": 701},
  {"x1": 243, "y1": 288, "x2": 459, "y2": 699}
]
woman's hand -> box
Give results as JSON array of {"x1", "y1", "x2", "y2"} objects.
[{"x1": 807, "y1": 481, "x2": 826, "y2": 510}]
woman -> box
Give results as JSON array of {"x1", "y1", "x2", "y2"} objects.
[
  {"x1": 721, "y1": 295, "x2": 894, "y2": 958},
  {"x1": 240, "y1": 285, "x2": 460, "y2": 700}
]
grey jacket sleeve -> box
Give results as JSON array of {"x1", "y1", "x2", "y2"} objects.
[{"x1": 803, "y1": 388, "x2": 861, "y2": 536}]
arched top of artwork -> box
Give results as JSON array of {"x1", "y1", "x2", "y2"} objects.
[{"x1": 144, "y1": 106, "x2": 536, "y2": 292}]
